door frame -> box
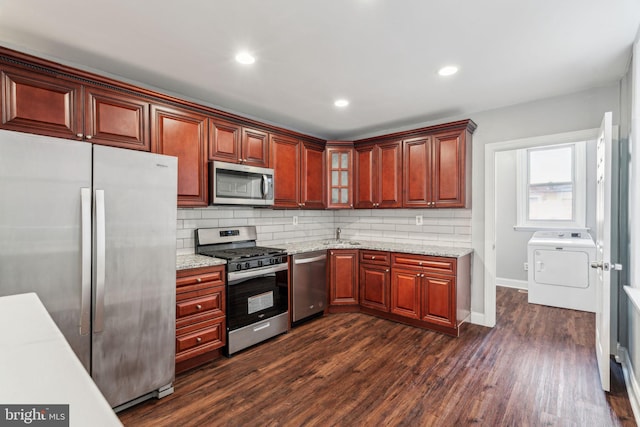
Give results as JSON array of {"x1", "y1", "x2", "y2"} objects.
[{"x1": 483, "y1": 127, "x2": 599, "y2": 327}]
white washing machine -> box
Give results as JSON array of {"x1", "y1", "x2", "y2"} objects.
[{"x1": 527, "y1": 231, "x2": 596, "y2": 312}]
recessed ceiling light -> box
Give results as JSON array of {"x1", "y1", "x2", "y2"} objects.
[
  {"x1": 235, "y1": 52, "x2": 255, "y2": 65},
  {"x1": 438, "y1": 65, "x2": 458, "y2": 76},
  {"x1": 334, "y1": 99, "x2": 349, "y2": 107}
]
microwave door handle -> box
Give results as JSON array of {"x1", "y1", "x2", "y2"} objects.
[{"x1": 261, "y1": 175, "x2": 268, "y2": 199}]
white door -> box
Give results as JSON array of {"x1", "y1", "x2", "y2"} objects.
[{"x1": 593, "y1": 111, "x2": 612, "y2": 392}]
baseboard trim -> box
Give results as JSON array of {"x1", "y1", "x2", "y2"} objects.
[
  {"x1": 619, "y1": 346, "x2": 640, "y2": 425},
  {"x1": 470, "y1": 311, "x2": 492, "y2": 327},
  {"x1": 496, "y1": 278, "x2": 528, "y2": 290}
]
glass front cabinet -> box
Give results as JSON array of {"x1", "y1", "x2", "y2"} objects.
[{"x1": 325, "y1": 142, "x2": 354, "y2": 208}]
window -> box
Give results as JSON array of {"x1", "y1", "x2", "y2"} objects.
[{"x1": 516, "y1": 141, "x2": 586, "y2": 229}]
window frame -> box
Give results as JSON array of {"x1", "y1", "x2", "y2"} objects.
[{"x1": 515, "y1": 141, "x2": 587, "y2": 230}]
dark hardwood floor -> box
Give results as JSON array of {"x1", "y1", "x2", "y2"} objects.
[{"x1": 119, "y1": 287, "x2": 636, "y2": 426}]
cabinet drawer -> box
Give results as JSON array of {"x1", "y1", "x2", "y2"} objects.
[
  {"x1": 359, "y1": 250, "x2": 390, "y2": 265},
  {"x1": 392, "y1": 253, "x2": 455, "y2": 274},
  {"x1": 176, "y1": 291, "x2": 223, "y2": 319},
  {"x1": 176, "y1": 321, "x2": 224, "y2": 353},
  {"x1": 176, "y1": 269, "x2": 224, "y2": 288}
]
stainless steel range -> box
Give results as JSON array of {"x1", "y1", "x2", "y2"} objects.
[{"x1": 195, "y1": 226, "x2": 288, "y2": 356}]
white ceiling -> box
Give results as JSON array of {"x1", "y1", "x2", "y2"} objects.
[{"x1": 0, "y1": 0, "x2": 638, "y2": 140}]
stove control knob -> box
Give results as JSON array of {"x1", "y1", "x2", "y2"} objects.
[
  {"x1": 258, "y1": 260, "x2": 263, "y2": 267},
  {"x1": 245, "y1": 262, "x2": 250, "y2": 269},
  {"x1": 269, "y1": 258, "x2": 275, "y2": 264},
  {"x1": 236, "y1": 264, "x2": 242, "y2": 271}
]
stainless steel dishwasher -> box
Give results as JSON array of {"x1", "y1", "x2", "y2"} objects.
[{"x1": 292, "y1": 251, "x2": 327, "y2": 324}]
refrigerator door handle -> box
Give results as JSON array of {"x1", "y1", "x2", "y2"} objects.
[
  {"x1": 80, "y1": 187, "x2": 91, "y2": 335},
  {"x1": 94, "y1": 189, "x2": 106, "y2": 333}
]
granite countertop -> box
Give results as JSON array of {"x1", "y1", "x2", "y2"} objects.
[
  {"x1": 273, "y1": 239, "x2": 473, "y2": 258},
  {"x1": 177, "y1": 254, "x2": 226, "y2": 270}
]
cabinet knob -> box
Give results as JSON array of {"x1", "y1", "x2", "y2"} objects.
[
  {"x1": 76, "y1": 133, "x2": 83, "y2": 138},
  {"x1": 386, "y1": 269, "x2": 389, "y2": 272},
  {"x1": 350, "y1": 204, "x2": 353, "y2": 208},
  {"x1": 372, "y1": 256, "x2": 376, "y2": 260},
  {"x1": 196, "y1": 278, "x2": 202, "y2": 283},
  {"x1": 301, "y1": 203, "x2": 305, "y2": 207},
  {"x1": 196, "y1": 337, "x2": 202, "y2": 343},
  {"x1": 86, "y1": 135, "x2": 92, "y2": 140},
  {"x1": 419, "y1": 262, "x2": 423, "y2": 266},
  {"x1": 196, "y1": 304, "x2": 202, "y2": 310},
  {"x1": 421, "y1": 274, "x2": 425, "y2": 278},
  {"x1": 416, "y1": 273, "x2": 420, "y2": 277}
]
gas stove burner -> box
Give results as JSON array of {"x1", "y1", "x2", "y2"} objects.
[{"x1": 204, "y1": 246, "x2": 285, "y2": 261}]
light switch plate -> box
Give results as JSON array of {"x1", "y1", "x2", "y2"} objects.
[{"x1": 415, "y1": 215, "x2": 423, "y2": 225}]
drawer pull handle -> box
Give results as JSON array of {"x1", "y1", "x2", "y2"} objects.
[
  {"x1": 196, "y1": 337, "x2": 202, "y2": 343},
  {"x1": 196, "y1": 304, "x2": 202, "y2": 310},
  {"x1": 196, "y1": 278, "x2": 202, "y2": 283}
]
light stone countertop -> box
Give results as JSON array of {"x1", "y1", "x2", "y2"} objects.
[
  {"x1": 272, "y1": 239, "x2": 473, "y2": 258},
  {"x1": 177, "y1": 254, "x2": 226, "y2": 270}
]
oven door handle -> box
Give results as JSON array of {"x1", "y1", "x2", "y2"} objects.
[{"x1": 227, "y1": 263, "x2": 288, "y2": 283}]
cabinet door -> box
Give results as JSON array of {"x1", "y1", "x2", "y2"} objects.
[
  {"x1": 84, "y1": 86, "x2": 150, "y2": 151},
  {"x1": 421, "y1": 274, "x2": 456, "y2": 328},
  {"x1": 151, "y1": 105, "x2": 208, "y2": 207},
  {"x1": 270, "y1": 134, "x2": 300, "y2": 208},
  {"x1": 355, "y1": 144, "x2": 375, "y2": 208},
  {"x1": 326, "y1": 146, "x2": 353, "y2": 209},
  {"x1": 1, "y1": 67, "x2": 82, "y2": 139},
  {"x1": 403, "y1": 136, "x2": 431, "y2": 208},
  {"x1": 432, "y1": 130, "x2": 466, "y2": 208},
  {"x1": 209, "y1": 119, "x2": 241, "y2": 163},
  {"x1": 390, "y1": 268, "x2": 421, "y2": 319},
  {"x1": 329, "y1": 250, "x2": 359, "y2": 305},
  {"x1": 300, "y1": 141, "x2": 325, "y2": 209},
  {"x1": 377, "y1": 141, "x2": 402, "y2": 208},
  {"x1": 360, "y1": 264, "x2": 390, "y2": 312},
  {"x1": 242, "y1": 127, "x2": 269, "y2": 167}
]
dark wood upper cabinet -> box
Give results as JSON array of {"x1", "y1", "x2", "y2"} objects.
[
  {"x1": 403, "y1": 136, "x2": 431, "y2": 208},
  {"x1": 431, "y1": 130, "x2": 468, "y2": 208},
  {"x1": 209, "y1": 119, "x2": 241, "y2": 163},
  {"x1": 355, "y1": 140, "x2": 401, "y2": 209},
  {"x1": 151, "y1": 104, "x2": 208, "y2": 207},
  {"x1": 210, "y1": 123, "x2": 268, "y2": 167},
  {"x1": 270, "y1": 133, "x2": 300, "y2": 208},
  {"x1": 242, "y1": 127, "x2": 269, "y2": 167},
  {"x1": 1, "y1": 66, "x2": 82, "y2": 139},
  {"x1": 84, "y1": 86, "x2": 150, "y2": 151},
  {"x1": 300, "y1": 141, "x2": 325, "y2": 209}
]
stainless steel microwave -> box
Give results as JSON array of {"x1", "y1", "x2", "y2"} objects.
[{"x1": 210, "y1": 161, "x2": 274, "y2": 206}]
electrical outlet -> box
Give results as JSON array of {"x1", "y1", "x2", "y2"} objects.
[
  {"x1": 293, "y1": 216, "x2": 298, "y2": 226},
  {"x1": 524, "y1": 262, "x2": 528, "y2": 271},
  {"x1": 415, "y1": 215, "x2": 423, "y2": 225}
]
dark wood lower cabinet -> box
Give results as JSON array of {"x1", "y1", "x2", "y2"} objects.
[
  {"x1": 329, "y1": 249, "x2": 471, "y2": 336},
  {"x1": 176, "y1": 265, "x2": 226, "y2": 374},
  {"x1": 328, "y1": 249, "x2": 359, "y2": 311},
  {"x1": 359, "y1": 263, "x2": 390, "y2": 312},
  {"x1": 390, "y1": 268, "x2": 421, "y2": 319}
]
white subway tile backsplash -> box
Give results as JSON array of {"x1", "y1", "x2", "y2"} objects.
[{"x1": 176, "y1": 206, "x2": 471, "y2": 254}]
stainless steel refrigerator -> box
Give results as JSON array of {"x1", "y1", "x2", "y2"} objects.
[{"x1": 0, "y1": 129, "x2": 177, "y2": 410}]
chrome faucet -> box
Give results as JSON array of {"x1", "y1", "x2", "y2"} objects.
[{"x1": 336, "y1": 227, "x2": 341, "y2": 241}]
